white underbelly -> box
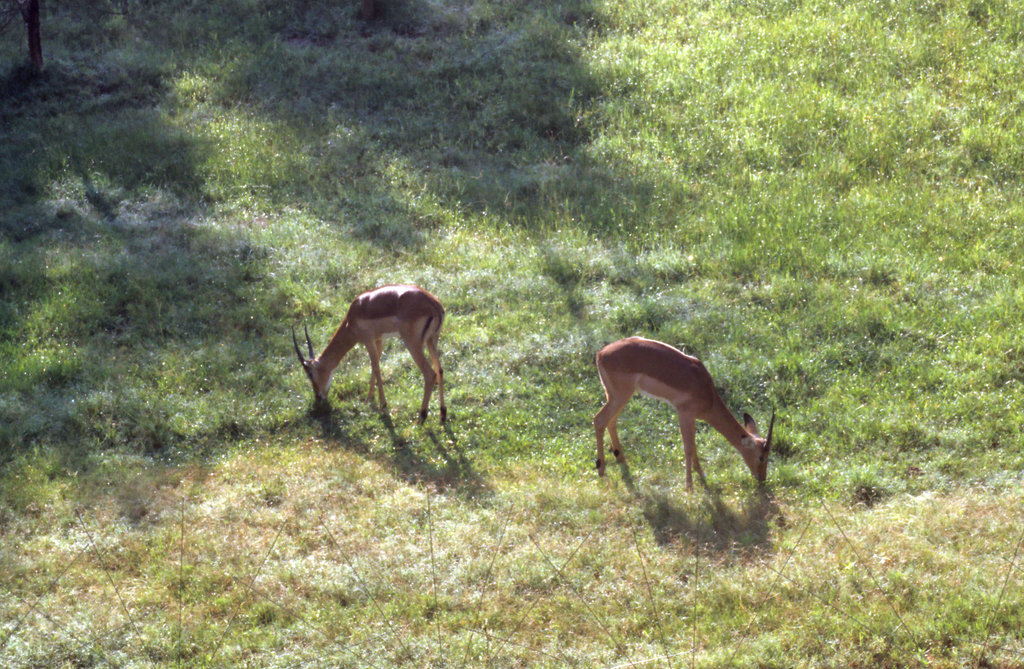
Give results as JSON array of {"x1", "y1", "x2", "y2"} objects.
[
  {"x1": 635, "y1": 374, "x2": 690, "y2": 406},
  {"x1": 359, "y1": 317, "x2": 404, "y2": 337},
  {"x1": 638, "y1": 388, "x2": 675, "y2": 405}
]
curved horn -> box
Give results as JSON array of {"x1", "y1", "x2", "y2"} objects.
[
  {"x1": 292, "y1": 325, "x2": 306, "y2": 363},
  {"x1": 765, "y1": 409, "x2": 776, "y2": 452},
  {"x1": 303, "y1": 324, "x2": 315, "y2": 359}
]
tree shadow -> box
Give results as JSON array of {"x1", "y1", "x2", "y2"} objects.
[
  {"x1": 208, "y1": 0, "x2": 653, "y2": 239},
  {"x1": 1, "y1": 25, "x2": 223, "y2": 469},
  {"x1": 0, "y1": 0, "x2": 659, "y2": 470},
  {"x1": 1, "y1": 59, "x2": 206, "y2": 211}
]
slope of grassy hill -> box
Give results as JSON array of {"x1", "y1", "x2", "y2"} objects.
[{"x1": 1, "y1": 0, "x2": 1022, "y2": 665}]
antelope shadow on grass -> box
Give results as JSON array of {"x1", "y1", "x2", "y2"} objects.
[
  {"x1": 312, "y1": 406, "x2": 489, "y2": 495},
  {"x1": 644, "y1": 489, "x2": 779, "y2": 553},
  {"x1": 622, "y1": 466, "x2": 780, "y2": 554}
]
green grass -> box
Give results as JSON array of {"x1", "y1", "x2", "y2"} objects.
[{"x1": 2, "y1": 0, "x2": 1024, "y2": 665}]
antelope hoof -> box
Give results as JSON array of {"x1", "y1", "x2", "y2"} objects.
[
  {"x1": 595, "y1": 459, "x2": 606, "y2": 475},
  {"x1": 612, "y1": 449, "x2": 625, "y2": 463},
  {"x1": 440, "y1": 407, "x2": 447, "y2": 423},
  {"x1": 419, "y1": 409, "x2": 428, "y2": 424}
]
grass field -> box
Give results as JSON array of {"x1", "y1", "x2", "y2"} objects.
[{"x1": 2, "y1": 0, "x2": 1023, "y2": 666}]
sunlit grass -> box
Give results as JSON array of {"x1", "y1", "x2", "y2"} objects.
[{"x1": 3, "y1": 438, "x2": 1022, "y2": 666}]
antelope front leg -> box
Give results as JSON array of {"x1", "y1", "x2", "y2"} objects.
[
  {"x1": 366, "y1": 338, "x2": 388, "y2": 410},
  {"x1": 678, "y1": 413, "x2": 704, "y2": 492}
]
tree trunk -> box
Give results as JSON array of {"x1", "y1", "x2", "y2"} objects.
[{"x1": 20, "y1": 0, "x2": 43, "y2": 73}]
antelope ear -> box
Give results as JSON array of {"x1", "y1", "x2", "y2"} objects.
[{"x1": 743, "y1": 413, "x2": 759, "y2": 436}]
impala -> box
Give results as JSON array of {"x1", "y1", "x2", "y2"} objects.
[
  {"x1": 594, "y1": 337, "x2": 773, "y2": 490},
  {"x1": 293, "y1": 284, "x2": 447, "y2": 422}
]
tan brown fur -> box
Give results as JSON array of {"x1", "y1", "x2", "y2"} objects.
[
  {"x1": 294, "y1": 285, "x2": 446, "y2": 422},
  {"x1": 594, "y1": 337, "x2": 771, "y2": 490}
]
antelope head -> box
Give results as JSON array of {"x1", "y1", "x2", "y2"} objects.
[
  {"x1": 742, "y1": 410, "x2": 775, "y2": 482},
  {"x1": 292, "y1": 324, "x2": 332, "y2": 403}
]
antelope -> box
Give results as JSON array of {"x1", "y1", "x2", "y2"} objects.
[
  {"x1": 594, "y1": 337, "x2": 773, "y2": 490},
  {"x1": 293, "y1": 284, "x2": 446, "y2": 422}
]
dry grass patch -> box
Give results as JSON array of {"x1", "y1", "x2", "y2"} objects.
[{"x1": 4, "y1": 440, "x2": 1021, "y2": 666}]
